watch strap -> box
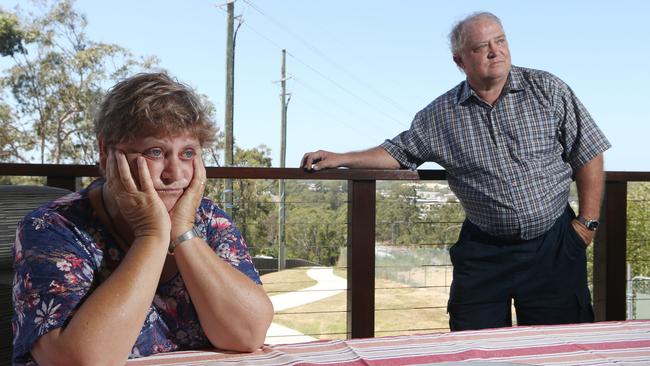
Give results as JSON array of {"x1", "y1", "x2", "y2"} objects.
[
  {"x1": 577, "y1": 216, "x2": 599, "y2": 231},
  {"x1": 169, "y1": 227, "x2": 202, "y2": 254}
]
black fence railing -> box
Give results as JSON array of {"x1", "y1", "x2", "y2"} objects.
[{"x1": 1, "y1": 163, "x2": 649, "y2": 338}]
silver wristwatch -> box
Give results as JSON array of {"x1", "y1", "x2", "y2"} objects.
[
  {"x1": 577, "y1": 216, "x2": 599, "y2": 231},
  {"x1": 168, "y1": 227, "x2": 202, "y2": 254}
]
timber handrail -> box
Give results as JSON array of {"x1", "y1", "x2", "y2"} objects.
[{"x1": 1, "y1": 162, "x2": 650, "y2": 337}]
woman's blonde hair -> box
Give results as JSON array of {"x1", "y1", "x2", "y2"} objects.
[{"x1": 94, "y1": 72, "x2": 216, "y2": 147}]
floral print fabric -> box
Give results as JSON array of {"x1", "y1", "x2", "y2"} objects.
[{"x1": 12, "y1": 180, "x2": 261, "y2": 365}]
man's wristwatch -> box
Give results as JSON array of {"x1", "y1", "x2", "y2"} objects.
[
  {"x1": 577, "y1": 216, "x2": 600, "y2": 231},
  {"x1": 168, "y1": 227, "x2": 202, "y2": 254}
]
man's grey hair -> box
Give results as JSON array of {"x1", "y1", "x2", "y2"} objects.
[{"x1": 448, "y1": 12, "x2": 504, "y2": 55}]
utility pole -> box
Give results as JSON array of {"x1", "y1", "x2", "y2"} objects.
[
  {"x1": 224, "y1": 0, "x2": 235, "y2": 217},
  {"x1": 278, "y1": 49, "x2": 290, "y2": 271}
]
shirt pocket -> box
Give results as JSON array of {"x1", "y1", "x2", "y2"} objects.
[{"x1": 499, "y1": 98, "x2": 561, "y2": 162}]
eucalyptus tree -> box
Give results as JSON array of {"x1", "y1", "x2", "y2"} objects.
[{"x1": 0, "y1": 0, "x2": 157, "y2": 164}]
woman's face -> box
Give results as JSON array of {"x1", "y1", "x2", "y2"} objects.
[{"x1": 112, "y1": 132, "x2": 201, "y2": 212}]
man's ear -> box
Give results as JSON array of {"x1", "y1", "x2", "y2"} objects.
[{"x1": 453, "y1": 54, "x2": 463, "y2": 68}]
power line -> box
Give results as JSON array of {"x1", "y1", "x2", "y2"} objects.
[
  {"x1": 290, "y1": 75, "x2": 390, "y2": 142},
  {"x1": 238, "y1": 0, "x2": 411, "y2": 124},
  {"x1": 215, "y1": 4, "x2": 410, "y2": 133},
  {"x1": 285, "y1": 52, "x2": 409, "y2": 129}
]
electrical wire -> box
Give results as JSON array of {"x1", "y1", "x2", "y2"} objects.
[
  {"x1": 241, "y1": 0, "x2": 412, "y2": 117},
  {"x1": 217, "y1": 1, "x2": 411, "y2": 133}
]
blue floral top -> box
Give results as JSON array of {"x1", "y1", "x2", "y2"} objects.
[{"x1": 12, "y1": 180, "x2": 261, "y2": 365}]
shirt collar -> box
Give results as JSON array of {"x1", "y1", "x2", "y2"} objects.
[
  {"x1": 507, "y1": 65, "x2": 526, "y2": 93},
  {"x1": 457, "y1": 65, "x2": 525, "y2": 104}
]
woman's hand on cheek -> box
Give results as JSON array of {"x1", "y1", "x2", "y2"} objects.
[
  {"x1": 169, "y1": 155, "x2": 206, "y2": 238},
  {"x1": 106, "y1": 150, "x2": 171, "y2": 241}
]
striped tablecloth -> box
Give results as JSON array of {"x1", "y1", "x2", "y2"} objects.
[{"x1": 126, "y1": 320, "x2": 650, "y2": 365}]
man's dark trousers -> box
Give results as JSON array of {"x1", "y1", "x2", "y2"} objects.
[{"x1": 447, "y1": 206, "x2": 595, "y2": 331}]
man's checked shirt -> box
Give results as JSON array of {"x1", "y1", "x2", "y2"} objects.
[{"x1": 381, "y1": 65, "x2": 611, "y2": 240}]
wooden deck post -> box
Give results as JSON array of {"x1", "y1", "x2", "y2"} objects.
[
  {"x1": 593, "y1": 181, "x2": 627, "y2": 321},
  {"x1": 347, "y1": 179, "x2": 376, "y2": 338}
]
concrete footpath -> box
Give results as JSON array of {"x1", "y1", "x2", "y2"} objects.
[{"x1": 264, "y1": 267, "x2": 346, "y2": 344}]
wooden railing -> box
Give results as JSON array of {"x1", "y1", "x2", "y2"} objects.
[{"x1": 1, "y1": 163, "x2": 649, "y2": 338}]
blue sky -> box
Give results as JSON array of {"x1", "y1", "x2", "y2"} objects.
[{"x1": 4, "y1": 0, "x2": 649, "y2": 171}]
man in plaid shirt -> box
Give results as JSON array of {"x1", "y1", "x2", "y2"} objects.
[{"x1": 301, "y1": 12, "x2": 610, "y2": 331}]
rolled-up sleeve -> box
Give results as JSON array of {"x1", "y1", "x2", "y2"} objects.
[{"x1": 380, "y1": 109, "x2": 435, "y2": 170}]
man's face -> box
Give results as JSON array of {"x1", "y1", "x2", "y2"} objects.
[
  {"x1": 107, "y1": 132, "x2": 201, "y2": 212},
  {"x1": 454, "y1": 16, "x2": 511, "y2": 87}
]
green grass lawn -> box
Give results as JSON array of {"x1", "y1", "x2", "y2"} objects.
[
  {"x1": 261, "y1": 267, "x2": 318, "y2": 295},
  {"x1": 261, "y1": 267, "x2": 451, "y2": 339}
]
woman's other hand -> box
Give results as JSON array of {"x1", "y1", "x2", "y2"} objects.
[{"x1": 169, "y1": 154, "x2": 206, "y2": 238}]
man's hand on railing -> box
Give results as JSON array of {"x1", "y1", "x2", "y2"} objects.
[{"x1": 301, "y1": 146, "x2": 400, "y2": 171}]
